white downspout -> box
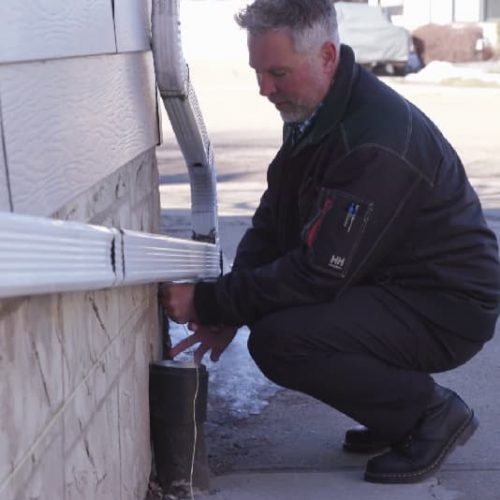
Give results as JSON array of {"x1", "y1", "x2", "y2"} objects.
[
  {"x1": 152, "y1": 0, "x2": 219, "y2": 245},
  {"x1": 0, "y1": 211, "x2": 220, "y2": 299}
]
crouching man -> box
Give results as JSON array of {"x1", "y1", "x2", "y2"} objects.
[{"x1": 163, "y1": 0, "x2": 500, "y2": 484}]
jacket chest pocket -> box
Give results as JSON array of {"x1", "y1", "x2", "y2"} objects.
[{"x1": 302, "y1": 187, "x2": 373, "y2": 277}]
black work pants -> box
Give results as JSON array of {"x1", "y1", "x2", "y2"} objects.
[{"x1": 247, "y1": 285, "x2": 484, "y2": 442}]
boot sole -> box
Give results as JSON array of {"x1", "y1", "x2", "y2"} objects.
[
  {"x1": 343, "y1": 442, "x2": 389, "y2": 454},
  {"x1": 364, "y1": 410, "x2": 479, "y2": 484}
]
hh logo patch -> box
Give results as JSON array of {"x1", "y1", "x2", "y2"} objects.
[{"x1": 328, "y1": 254, "x2": 346, "y2": 271}]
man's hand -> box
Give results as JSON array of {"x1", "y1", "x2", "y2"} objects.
[
  {"x1": 161, "y1": 283, "x2": 197, "y2": 324},
  {"x1": 170, "y1": 323, "x2": 238, "y2": 365}
]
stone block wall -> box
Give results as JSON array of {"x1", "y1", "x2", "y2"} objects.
[{"x1": 0, "y1": 149, "x2": 162, "y2": 500}]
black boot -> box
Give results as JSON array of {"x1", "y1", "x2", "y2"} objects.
[
  {"x1": 343, "y1": 426, "x2": 389, "y2": 453},
  {"x1": 364, "y1": 385, "x2": 478, "y2": 484}
]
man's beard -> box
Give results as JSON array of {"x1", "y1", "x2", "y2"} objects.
[
  {"x1": 278, "y1": 102, "x2": 316, "y2": 123},
  {"x1": 274, "y1": 77, "x2": 325, "y2": 123}
]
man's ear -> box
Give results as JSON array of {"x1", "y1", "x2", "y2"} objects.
[{"x1": 320, "y1": 41, "x2": 337, "y2": 73}]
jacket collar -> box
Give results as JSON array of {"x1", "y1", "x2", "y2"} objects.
[{"x1": 291, "y1": 44, "x2": 358, "y2": 156}]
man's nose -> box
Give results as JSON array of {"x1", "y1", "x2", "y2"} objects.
[{"x1": 257, "y1": 73, "x2": 276, "y2": 97}]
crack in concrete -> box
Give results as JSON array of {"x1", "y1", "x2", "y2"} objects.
[
  {"x1": 89, "y1": 297, "x2": 111, "y2": 340},
  {"x1": 84, "y1": 437, "x2": 96, "y2": 468},
  {"x1": 96, "y1": 472, "x2": 108, "y2": 487},
  {"x1": 429, "y1": 478, "x2": 442, "y2": 500},
  {"x1": 64, "y1": 350, "x2": 133, "y2": 459},
  {"x1": 31, "y1": 340, "x2": 51, "y2": 407},
  {"x1": 428, "y1": 477, "x2": 461, "y2": 500}
]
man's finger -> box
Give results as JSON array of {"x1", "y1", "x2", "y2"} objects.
[
  {"x1": 169, "y1": 333, "x2": 201, "y2": 358},
  {"x1": 211, "y1": 346, "x2": 223, "y2": 362},
  {"x1": 187, "y1": 321, "x2": 199, "y2": 332},
  {"x1": 160, "y1": 284, "x2": 172, "y2": 303},
  {"x1": 194, "y1": 343, "x2": 210, "y2": 365}
]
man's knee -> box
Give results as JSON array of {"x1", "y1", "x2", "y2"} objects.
[
  {"x1": 247, "y1": 316, "x2": 280, "y2": 376},
  {"x1": 248, "y1": 314, "x2": 359, "y2": 401},
  {"x1": 247, "y1": 313, "x2": 306, "y2": 387}
]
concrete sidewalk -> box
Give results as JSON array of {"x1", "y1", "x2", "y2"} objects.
[{"x1": 200, "y1": 473, "x2": 457, "y2": 500}]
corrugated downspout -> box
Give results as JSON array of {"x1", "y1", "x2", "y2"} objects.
[
  {"x1": 0, "y1": 212, "x2": 221, "y2": 299},
  {"x1": 152, "y1": 0, "x2": 219, "y2": 245}
]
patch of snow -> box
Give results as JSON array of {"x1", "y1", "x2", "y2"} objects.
[
  {"x1": 405, "y1": 60, "x2": 500, "y2": 86},
  {"x1": 169, "y1": 321, "x2": 280, "y2": 419}
]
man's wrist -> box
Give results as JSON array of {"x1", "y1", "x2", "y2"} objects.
[{"x1": 193, "y1": 281, "x2": 221, "y2": 325}]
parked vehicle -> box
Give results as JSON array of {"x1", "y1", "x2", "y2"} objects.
[
  {"x1": 335, "y1": 1, "x2": 412, "y2": 74},
  {"x1": 412, "y1": 23, "x2": 494, "y2": 65}
]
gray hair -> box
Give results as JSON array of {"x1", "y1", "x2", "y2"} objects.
[{"x1": 235, "y1": 0, "x2": 340, "y2": 54}]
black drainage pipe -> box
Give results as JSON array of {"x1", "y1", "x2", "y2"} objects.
[{"x1": 149, "y1": 360, "x2": 210, "y2": 497}]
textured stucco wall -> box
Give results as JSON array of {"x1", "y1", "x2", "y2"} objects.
[{"x1": 0, "y1": 149, "x2": 162, "y2": 500}]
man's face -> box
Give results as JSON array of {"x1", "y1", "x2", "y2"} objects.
[{"x1": 248, "y1": 29, "x2": 334, "y2": 123}]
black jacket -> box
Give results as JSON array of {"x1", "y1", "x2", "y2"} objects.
[{"x1": 195, "y1": 45, "x2": 500, "y2": 341}]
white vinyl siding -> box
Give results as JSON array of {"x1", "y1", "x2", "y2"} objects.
[
  {"x1": 0, "y1": 0, "x2": 116, "y2": 64},
  {"x1": 0, "y1": 51, "x2": 159, "y2": 217},
  {"x1": 114, "y1": 0, "x2": 152, "y2": 53},
  {"x1": 0, "y1": 0, "x2": 154, "y2": 64}
]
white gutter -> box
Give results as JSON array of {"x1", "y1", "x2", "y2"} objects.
[
  {"x1": 152, "y1": 0, "x2": 219, "y2": 244},
  {"x1": 0, "y1": 212, "x2": 220, "y2": 299}
]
